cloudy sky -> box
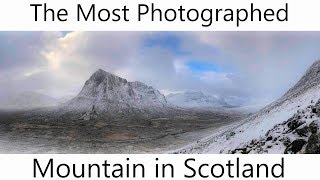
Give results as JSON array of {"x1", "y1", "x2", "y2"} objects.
[{"x1": 0, "y1": 32, "x2": 320, "y2": 106}]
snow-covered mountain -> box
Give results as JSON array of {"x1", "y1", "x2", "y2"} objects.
[
  {"x1": 167, "y1": 91, "x2": 231, "y2": 108},
  {"x1": 65, "y1": 69, "x2": 168, "y2": 114},
  {"x1": 0, "y1": 91, "x2": 58, "y2": 110},
  {"x1": 175, "y1": 60, "x2": 320, "y2": 154}
]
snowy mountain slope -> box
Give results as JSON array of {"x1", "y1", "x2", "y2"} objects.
[
  {"x1": 167, "y1": 91, "x2": 231, "y2": 108},
  {"x1": 0, "y1": 91, "x2": 58, "y2": 110},
  {"x1": 174, "y1": 60, "x2": 320, "y2": 154},
  {"x1": 65, "y1": 69, "x2": 168, "y2": 114},
  {"x1": 229, "y1": 100, "x2": 320, "y2": 154}
]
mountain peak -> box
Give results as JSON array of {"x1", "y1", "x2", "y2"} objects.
[
  {"x1": 91, "y1": 69, "x2": 118, "y2": 78},
  {"x1": 94, "y1": 68, "x2": 107, "y2": 75},
  {"x1": 87, "y1": 69, "x2": 127, "y2": 86},
  {"x1": 66, "y1": 69, "x2": 168, "y2": 113}
]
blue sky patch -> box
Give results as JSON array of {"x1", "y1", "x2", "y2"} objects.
[
  {"x1": 186, "y1": 60, "x2": 230, "y2": 73},
  {"x1": 143, "y1": 33, "x2": 187, "y2": 55}
]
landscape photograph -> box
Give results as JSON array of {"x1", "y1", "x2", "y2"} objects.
[{"x1": 1, "y1": 31, "x2": 320, "y2": 154}]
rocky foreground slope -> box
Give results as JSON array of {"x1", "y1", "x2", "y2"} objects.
[
  {"x1": 231, "y1": 99, "x2": 320, "y2": 154},
  {"x1": 175, "y1": 60, "x2": 320, "y2": 154}
]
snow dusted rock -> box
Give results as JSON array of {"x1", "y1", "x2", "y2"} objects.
[
  {"x1": 167, "y1": 91, "x2": 231, "y2": 108},
  {"x1": 174, "y1": 60, "x2": 320, "y2": 154},
  {"x1": 64, "y1": 69, "x2": 168, "y2": 117}
]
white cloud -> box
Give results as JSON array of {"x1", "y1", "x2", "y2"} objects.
[
  {"x1": 176, "y1": 32, "x2": 320, "y2": 99},
  {"x1": 1, "y1": 31, "x2": 320, "y2": 107},
  {"x1": 199, "y1": 71, "x2": 232, "y2": 85},
  {"x1": 173, "y1": 59, "x2": 190, "y2": 74}
]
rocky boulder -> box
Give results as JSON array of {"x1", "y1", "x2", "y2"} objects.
[{"x1": 284, "y1": 139, "x2": 307, "y2": 154}]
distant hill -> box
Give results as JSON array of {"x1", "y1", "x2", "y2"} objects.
[
  {"x1": 167, "y1": 91, "x2": 231, "y2": 108},
  {"x1": 0, "y1": 91, "x2": 58, "y2": 110}
]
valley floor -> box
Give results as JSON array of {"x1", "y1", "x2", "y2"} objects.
[{"x1": 0, "y1": 109, "x2": 245, "y2": 153}]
